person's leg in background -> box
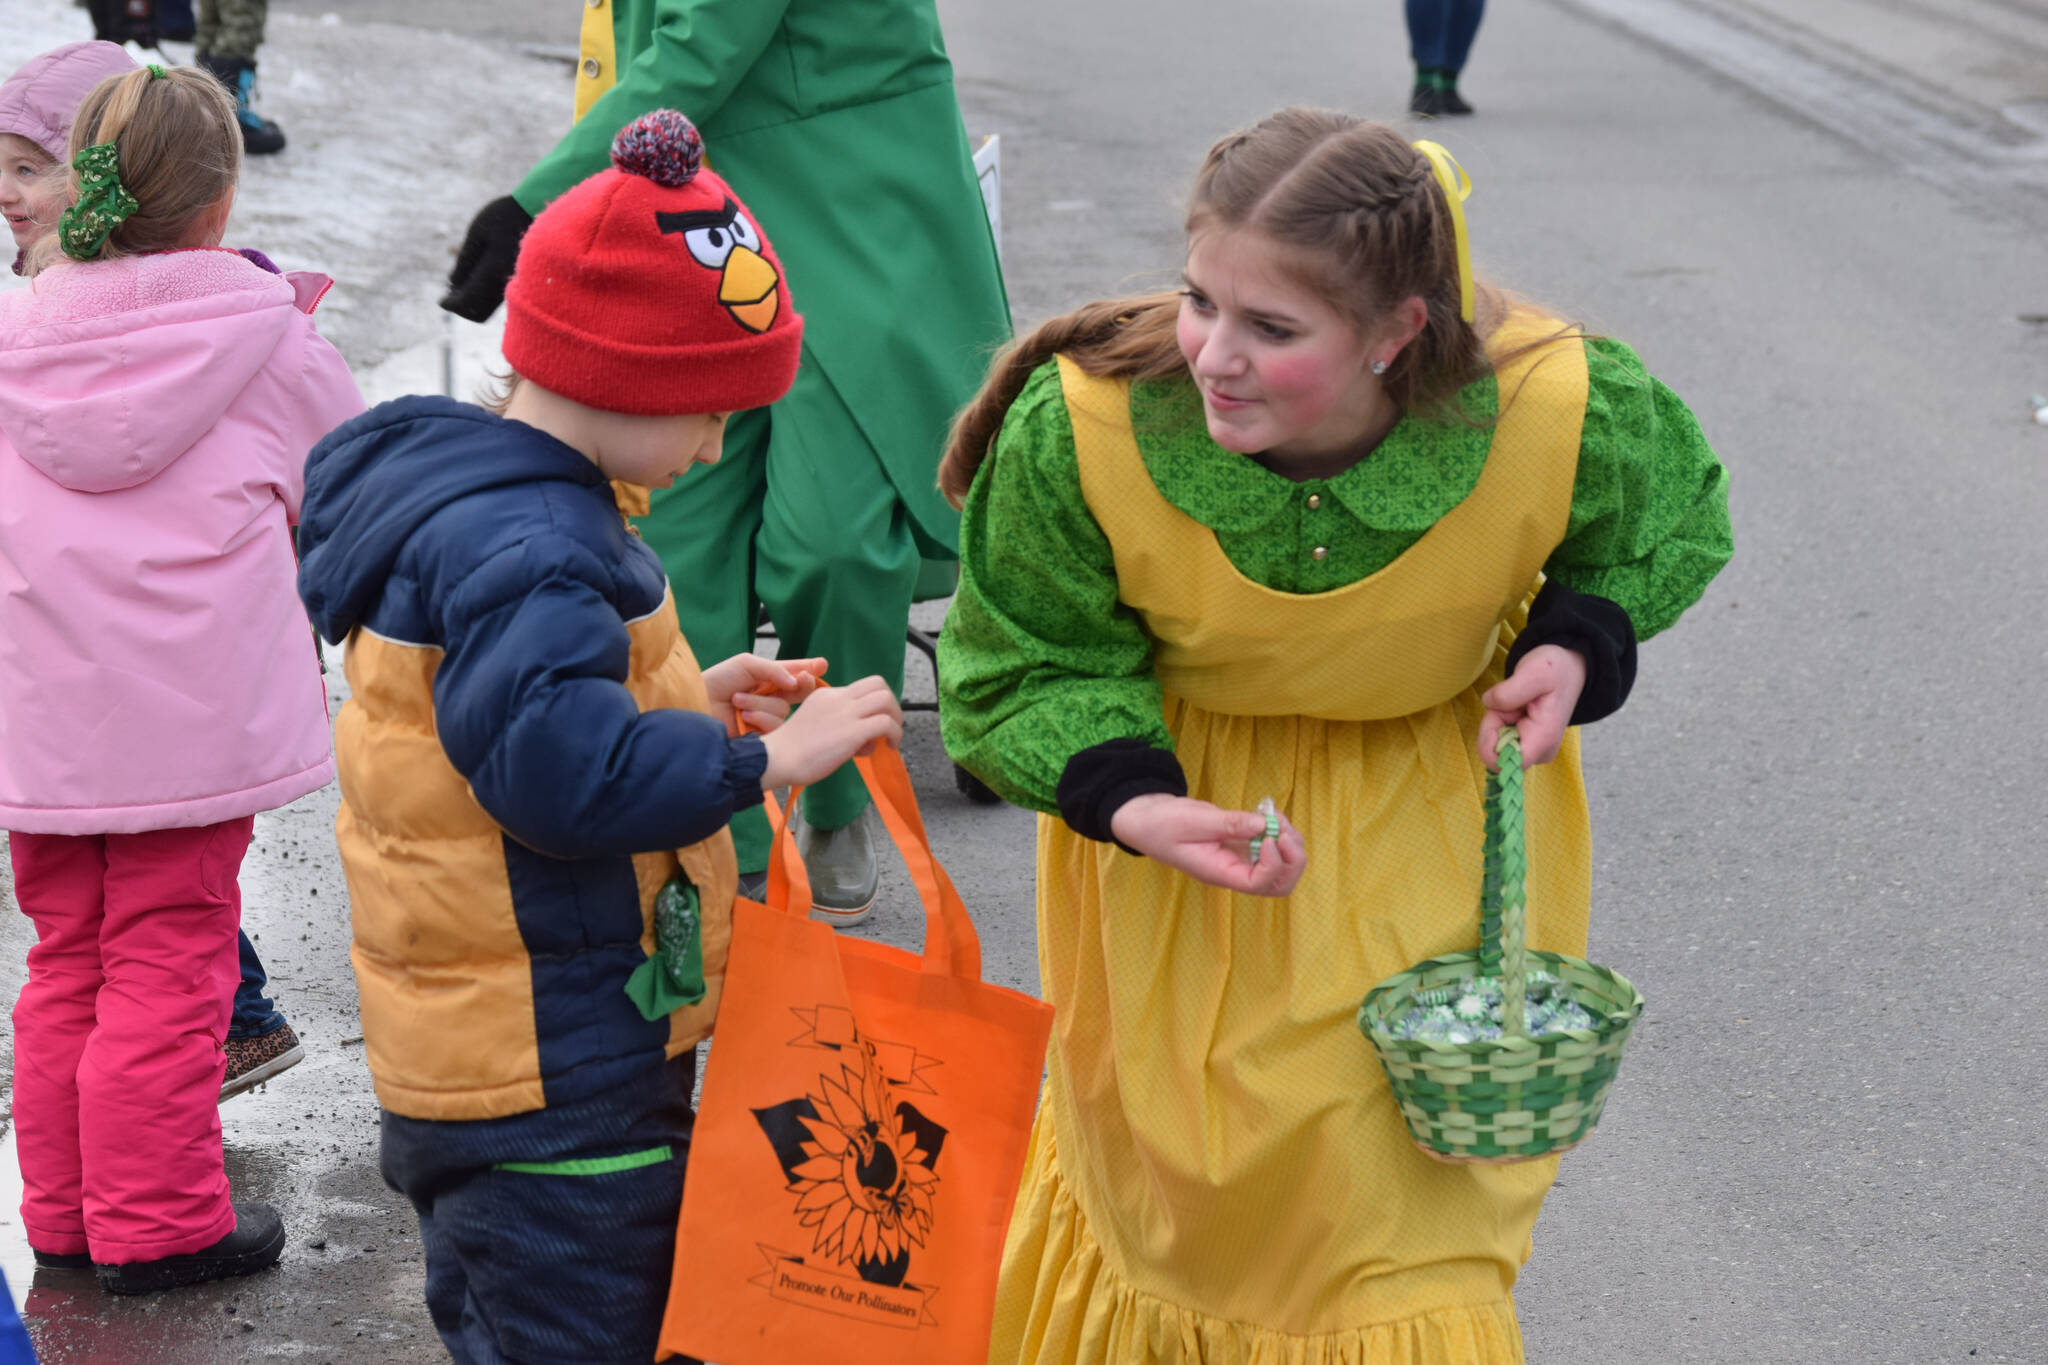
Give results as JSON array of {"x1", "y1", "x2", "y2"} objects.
[
  {"x1": 221, "y1": 929, "x2": 303, "y2": 1102},
  {"x1": 636, "y1": 406, "x2": 773, "y2": 885},
  {"x1": 85, "y1": 0, "x2": 155, "y2": 45},
  {"x1": 1406, "y1": 0, "x2": 1450, "y2": 116},
  {"x1": 1407, "y1": 0, "x2": 1486, "y2": 116},
  {"x1": 156, "y1": 0, "x2": 195, "y2": 42},
  {"x1": 754, "y1": 363, "x2": 920, "y2": 925},
  {"x1": 1438, "y1": 0, "x2": 1486, "y2": 114},
  {"x1": 85, "y1": 817, "x2": 287, "y2": 1291},
  {"x1": 195, "y1": 0, "x2": 284, "y2": 154},
  {"x1": 9, "y1": 832, "x2": 110, "y2": 1268}
]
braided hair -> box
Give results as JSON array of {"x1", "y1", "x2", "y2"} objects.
[{"x1": 939, "y1": 107, "x2": 1561, "y2": 506}]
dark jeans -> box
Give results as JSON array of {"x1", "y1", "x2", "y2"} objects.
[
  {"x1": 1406, "y1": 0, "x2": 1487, "y2": 73},
  {"x1": 228, "y1": 930, "x2": 285, "y2": 1040},
  {"x1": 381, "y1": 1053, "x2": 701, "y2": 1365},
  {"x1": 85, "y1": 0, "x2": 148, "y2": 43}
]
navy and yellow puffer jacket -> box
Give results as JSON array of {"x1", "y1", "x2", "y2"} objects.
[{"x1": 297, "y1": 396, "x2": 767, "y2": 1121}]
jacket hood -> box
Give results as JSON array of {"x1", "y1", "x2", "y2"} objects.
[
  {"x1": 297, "y1": 396, "x2": 611, "y2": 644},
  {"x1": 0, "y1": 250, "x2": 318, "y2": 492},
  {"x1": 0, "y1": 41, "x2": 139, "y2": 164}
]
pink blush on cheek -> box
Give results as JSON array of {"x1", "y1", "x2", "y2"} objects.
[
  {"x1": 1254, "y1": 351, "x2": 1348, "y2": 426},
  {"x1": 1173, "y1": 309, "x2": 1204, "y2": 371}
]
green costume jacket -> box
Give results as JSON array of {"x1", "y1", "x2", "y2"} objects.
[
  {"x1": 515, "y1": 0, "x2": 1011, "y2": 556},
  {"x1": 940, "y1": 340, "x2": 1735, "y2": 811}
]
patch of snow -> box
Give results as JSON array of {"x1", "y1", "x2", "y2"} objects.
[{"x1": 3, "y1": 1, "x2": 570, "y2": 396}]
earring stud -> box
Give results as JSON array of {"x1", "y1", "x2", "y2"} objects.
[{"x1": 1371, "y1": 360, "x2": 1389, "y2": 375}]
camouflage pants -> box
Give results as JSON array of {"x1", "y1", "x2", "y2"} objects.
[{"x1": 197, "y1": 0, "x2": 268, "y2": 63}]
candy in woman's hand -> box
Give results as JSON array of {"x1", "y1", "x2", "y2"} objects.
[{"x1": 1247, "y1": 796, "x2": 1281, "y2": 864}]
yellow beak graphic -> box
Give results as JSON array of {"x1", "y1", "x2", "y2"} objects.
[{"x1": 720, "y1": 245, "x2": 780, "y2": 334}]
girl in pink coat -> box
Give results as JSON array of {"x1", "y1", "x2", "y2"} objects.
[
  {"x1": 0, "y1": 44, "x2": 134, "y2": 277},
  {"x1": 0, "y1": 62, "x2": 362, "y2": 1294}
]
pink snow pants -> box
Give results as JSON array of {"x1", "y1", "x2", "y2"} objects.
[{"x1": 8, "y1": 818, "x2": 252, "y2": 1264}]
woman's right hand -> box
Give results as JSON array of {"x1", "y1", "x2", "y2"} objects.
[
  {"x1": 1109, "y1": 794, "x2": 1306, "y2": 898},
  {"x1": 758, "y1": 676, "x2": 904, "y2": 790}
]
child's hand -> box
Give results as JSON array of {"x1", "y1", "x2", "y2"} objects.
[
  {"x1": 758, "y1": 677, "x2": 903, "y2": 789},
  {"x1": 1479, "y1": 644, "x2": 1586, "y2": 769},
  {"x1": 1109, "y1": 794, "x2": 1306, "y2": 899},
  {"x1": 702, "y1": 654, "x2": 826, "y2": 737}
]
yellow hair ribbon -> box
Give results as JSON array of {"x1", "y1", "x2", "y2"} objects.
[{"x1": 1411, "y1": 139, "x2": 1474, "y2": 324}]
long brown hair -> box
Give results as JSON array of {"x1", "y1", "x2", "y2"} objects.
[
  {"x1": 26, "y1": 65, "x2": 240, "y2": 274},
  {"x1": 939, "y1": 107, "x2": 1552, "y2": 506}
]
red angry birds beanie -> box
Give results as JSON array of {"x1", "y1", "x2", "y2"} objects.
[{"x1": 502, "y1": 109, "x2": 804, "y2": 416}]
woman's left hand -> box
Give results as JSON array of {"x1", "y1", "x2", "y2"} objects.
[
  {"x1": 1479, "y1": 644, "x2": 1586, "y2": 770},
  {"x1": 702, "y1": 654, "x2": 826, "y2": 737}
]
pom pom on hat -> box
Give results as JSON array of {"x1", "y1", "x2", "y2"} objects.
[{"x1": 610, "y1": 109, "x2": 704, "y2": 188}]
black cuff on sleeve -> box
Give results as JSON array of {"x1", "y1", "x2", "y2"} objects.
[
  {"x1": 723, "y1": 733, "x2": 770, "y2": 811},
  {"x1": 1506, "y1": 580, "x2": 1638, "y2": 726},
  {"x1": 1057, "y1": 739, "x2": 1187, "y2": 852}
]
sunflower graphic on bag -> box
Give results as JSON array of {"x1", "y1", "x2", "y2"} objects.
[
  {"x1": 659, "y1": 745, "x2": 1052, "y2": 1365},
  {"x1": 753, "y1": 1032, "x2": 947, "y2": 1285}
]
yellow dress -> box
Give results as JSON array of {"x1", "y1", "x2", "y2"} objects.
[{"x1": 990, "y1": 318, "x2": 1596, "y2": 1364}]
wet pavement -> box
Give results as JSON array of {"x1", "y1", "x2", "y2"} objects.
[{"x1": 5, "y1": 0, "x2": 2048, "y2": 1360}]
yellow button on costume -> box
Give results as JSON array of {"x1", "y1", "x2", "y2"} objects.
[{"x1": 992, "y1": 316, "x2": 1597, "y2": 1363}]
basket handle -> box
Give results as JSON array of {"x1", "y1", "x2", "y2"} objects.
[{"x1": 1479, "y1": 727, "x2": 1528, "y2": 1036}]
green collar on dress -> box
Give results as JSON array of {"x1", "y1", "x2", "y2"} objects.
[{"x1": 1128, "y1": 374, "x2": 1501, "y2": 534}]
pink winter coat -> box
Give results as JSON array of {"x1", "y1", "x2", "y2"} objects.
[{"x1": 0, "y1": 248, "x2": 364, "y2": 834}]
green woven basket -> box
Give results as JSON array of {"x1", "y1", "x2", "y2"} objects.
[{"x1": 1357, "y1": 727, "x2": 1644, "y2": 1164}]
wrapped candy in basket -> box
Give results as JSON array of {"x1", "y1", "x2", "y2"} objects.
[{"x1": 1357, "y1": 727, "x2": 1645, "y2": 1164}]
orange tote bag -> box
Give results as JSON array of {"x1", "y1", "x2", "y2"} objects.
[{"x1": 658, "y1": 743, "x2": 1053, "y2": 1365}]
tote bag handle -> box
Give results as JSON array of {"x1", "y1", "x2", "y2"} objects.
[{"x1": 742, "y1": 694, "x2": 982, "y2": 983}]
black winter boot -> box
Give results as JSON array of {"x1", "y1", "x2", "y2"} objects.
[
  {"x1": 198, "y1": 53, "x2": 286, "y2": 156},
  {"x1": 96, "y1": 1201, "x2": 286, "y2": 1295}
]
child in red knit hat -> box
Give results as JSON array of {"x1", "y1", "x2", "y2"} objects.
[{"x1": 293, "y1": 109, "x2": 904, "y2": 1364}]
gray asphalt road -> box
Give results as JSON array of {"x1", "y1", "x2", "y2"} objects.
[
  {"x1": 5, "y1": 0, "x2": 2046, "y2": 1360},
  {"x1": 271, "y1": 0, "x2": 580, "y2": 50}
]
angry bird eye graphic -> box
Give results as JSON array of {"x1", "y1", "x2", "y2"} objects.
[
  {"x1": 677, "y1": 210, "x2": 762, "y2": 269},
  {"x1": 657, "y1": 198, "x2": 780, "y2": 334}
]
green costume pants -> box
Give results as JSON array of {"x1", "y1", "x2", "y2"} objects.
[
  {"x1": 635, "y1": 357, "x2": 921, "y2": 875},
  {"x1": 197, "y1": 0, "x2": 267, "y2": 63}
]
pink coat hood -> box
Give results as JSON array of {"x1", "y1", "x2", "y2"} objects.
[
  {"x1": 0, "y1": 41, "x2": 139, "y2": 165},
  {"x1": 0, "y1": 249, "x2": 364, "y2": 833}
]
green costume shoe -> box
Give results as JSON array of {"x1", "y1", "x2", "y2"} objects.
[{"x1": 791, "y1": 808, "x2": 878, "y2": 927}]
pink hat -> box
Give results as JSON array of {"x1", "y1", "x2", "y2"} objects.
[{"x1": 0, "y1": 41, "x2": 140, "y2": 164}]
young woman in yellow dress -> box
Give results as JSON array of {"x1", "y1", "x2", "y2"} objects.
[{"x1": 936, "y1": 107, "x2": 1733, "y2": 1364}]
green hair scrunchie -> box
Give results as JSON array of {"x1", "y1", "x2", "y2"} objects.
[
  {"x1": 58, "y1": 140, "x2": 139, "y2": 262},
  {"x1": 145, "y1": 63, "x2": 166, "y2": 80}
]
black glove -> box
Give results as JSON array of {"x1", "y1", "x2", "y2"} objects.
[{"x1": 441, "y1": 195, "x2": 534, "y2": 323}]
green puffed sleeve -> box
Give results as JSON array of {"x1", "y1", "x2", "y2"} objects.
[
  {"x1": 1545, "y1": 338, "x2": 1734, "y2": 639},
  {"x1": 937, "y1": 363, "x2": 1171, "y2": 814}
]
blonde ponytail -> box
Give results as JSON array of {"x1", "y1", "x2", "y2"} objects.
[{"x1": 27, "y1": 64, "x2": 240, "y2": 275}]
